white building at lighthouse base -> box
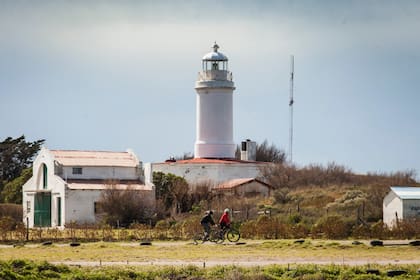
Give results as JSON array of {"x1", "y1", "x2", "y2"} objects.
[{"x1": 146, "y1": 158, "x2": 270, "y2": 190}]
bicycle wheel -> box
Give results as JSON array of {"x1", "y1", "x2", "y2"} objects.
[
  {"x1": 215, "y1": 230, "x2": 225, "y2": 244},
  {"x1": 226, "y1": 229, "x2": 240, "y2": 242},
  {"x1": 209, "y1": 230, "x2": 222, "y2": 243},
  {"x1": 193, "y1": 233, "x2": 204, "y2": 245}
]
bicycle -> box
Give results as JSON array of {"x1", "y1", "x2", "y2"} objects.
[
  {"x1": 193, "y1": 228, "x2": 219, "y2": 245},
  {"x1": 218, "y1": 226, "x2": 240, "y2": 243},
  {"x1": 193, "y1": 225, "x2": 240, "y2": 244}
]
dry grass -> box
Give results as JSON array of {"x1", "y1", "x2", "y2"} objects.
[{"x1": 1, "y1": 240, "x2": 419, "y2": 265}]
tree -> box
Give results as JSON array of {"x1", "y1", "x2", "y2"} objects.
[
  {"x1": 98, "y1": 182, "x2": 154, "y2": 227},
  {"x1": 0, "y1": 135, "x2": 44, "y2": 200},
  {"x1": 153, "y1": 172, "x2": 190, "y2": 216},
  {"x1": 256, "y1": 140, "x2": 286, "y2": 163},
  {"x1": 1, "y1": 168, "x2": 32, "y2": 204}
]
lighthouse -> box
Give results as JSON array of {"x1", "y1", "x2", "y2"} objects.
[{"x1": 194, "y1": 42, "x2": 236, "y2": 159}]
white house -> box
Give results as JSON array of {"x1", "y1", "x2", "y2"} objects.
[
  {"x1": 383, "y1": 186, "x2": 420, "y2": 227},
  {"x1": 22, "y1": 148, "x2": 153, "y2": 228}
]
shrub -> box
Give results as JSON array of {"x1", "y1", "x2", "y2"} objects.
[{"x1": 312, "y1": 215, "x2": 354, "y2": 239}]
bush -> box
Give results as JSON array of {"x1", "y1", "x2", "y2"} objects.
[
  {"x1": 0, "y1": 204, "x2": 22, "y2": 222},
  {"x1": 312, "y1": 215, "x2": 354, "y2": 239}
]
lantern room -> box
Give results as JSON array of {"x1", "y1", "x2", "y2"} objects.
[{"x1": 202, "y1": 42, "x2": 229, "y2": 71}]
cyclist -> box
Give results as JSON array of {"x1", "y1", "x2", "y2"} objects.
[
  {"x1": 200, "y1": 210, "x2": 215, "y2": 240},
  {"x1": 219, "y1": 208, "x2": 231, "y2": 231}
]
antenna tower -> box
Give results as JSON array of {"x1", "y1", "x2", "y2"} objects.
[{"x1": 289, "y1": 55, "x2": 294, "y2": 163}]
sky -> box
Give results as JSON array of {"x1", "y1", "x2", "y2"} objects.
[{"x1": 1, "y1": 0, "x2": 419, "y2": 178}]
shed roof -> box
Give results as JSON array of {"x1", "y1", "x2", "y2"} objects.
[
  {"x1": 51, "y1": 150, "x2": 138, "y2": 167},
  {"x1": 391, "y1": 186, "x2": 420, "y2": 199},
  {"x1": 214, "y1": 178, "x2": 271, "y2": 190}
]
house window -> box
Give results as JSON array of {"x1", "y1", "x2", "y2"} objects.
[
  {"x1": 72, "y1": 167, "x2": 83, "y2": 175},
  {"x1": 26, "y1": 201, "x2": 31, "y2": 213},
  {"x1": 42, "y1": 164, "x2": 48, "y2": 189}
]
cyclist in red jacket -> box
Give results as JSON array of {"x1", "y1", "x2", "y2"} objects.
[{"x1": 219, "y1": 208, "x2": 231, "y2": 230}]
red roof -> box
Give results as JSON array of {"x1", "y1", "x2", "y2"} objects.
[
  {"x1": 161, "y1": 158, "x2": 265, "y2": 165},
  {"x1": 214, "y1": 178, "x2": 272, "y2": 190}
]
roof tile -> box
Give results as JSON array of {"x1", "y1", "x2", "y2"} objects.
[{"x1": 51, "y1": 150, "x2": 138, "y2": 167}]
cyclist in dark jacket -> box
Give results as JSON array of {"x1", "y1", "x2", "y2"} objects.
[{"x1": 200, "y1": 210, "x2": 215, "y2": 240}]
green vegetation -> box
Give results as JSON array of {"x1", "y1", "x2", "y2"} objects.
[
  {"x1": 0, "y1": 135, "x2": 44, "y2": 203},
  {"x1": 0, "y1": 259, "x2": 420, "y2": 279}
]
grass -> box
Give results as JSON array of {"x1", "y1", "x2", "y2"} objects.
[
  {"x1": 1, "y1": 260, "x2": 420, "y2": 279},
  {"x1": 1, "y1": 239, "x2": 419, "y2": 265}
]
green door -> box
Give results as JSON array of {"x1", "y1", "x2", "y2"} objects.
[{"x1": 34, "y1": 192, "x2": 51, "y2": 227}]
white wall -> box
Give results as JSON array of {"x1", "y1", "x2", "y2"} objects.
[
  {"x1": 61, "y1": 166, "x2": 139, "y2": 180},
  {"x1": 65, "y1": 189, "x2": 102, "y2": 225},
  {"x1": 151, "y1": 162, "x2": 267, "y2": 187},
  {"x1": 383, "y1": 191, "x2": 402, "y2": 227},
  {"x1": 22, "y1": 149, "x2": 67, "y2": 228}
]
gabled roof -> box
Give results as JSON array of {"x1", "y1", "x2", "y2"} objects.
[
  {"x1": 66, "y1": 179, "x2": 151, "y2": 191},
  {"x1": 391, "y1": 186, "x2": 420, "y2": 199},
  {"x1": 50, "y1": 150, "x2": 138, "y2": 167},
  {"x1": 213, "y1": 178, "x2": 271, "y2": 190}
]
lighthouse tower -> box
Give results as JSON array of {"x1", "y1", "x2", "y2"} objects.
[{"x1": 194, "y1": 42, "x2": 236, "y2": 159}]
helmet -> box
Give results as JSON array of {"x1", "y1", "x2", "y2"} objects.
[
  {"x1": 224, "y1": 208, "x2": 230, "y2": 213},
  {"x1": 206, "y1": 210, "x2": 213, "y2": 215}
]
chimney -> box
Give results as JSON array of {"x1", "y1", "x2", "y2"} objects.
[{"x1": 240, "y1": 139, "x2": 256, "y2": 161}]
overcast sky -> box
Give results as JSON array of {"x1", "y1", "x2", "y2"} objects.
[{"x1": 1, "y1": 1, "x2": 419, "y2": 178}]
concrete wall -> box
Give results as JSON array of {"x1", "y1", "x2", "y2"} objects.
[
  {"x1": 65, "y1": 189, "x2": 102, "y2": 225},
  {"x1": 61, "y1": 166, "x2": 140, "y2": 180},
  {"x1": 151, "y1": 162, "x2": 266, "y2": 187},
  {"x1": 22, "y1": 153, "x2": 67, "y2": 228},
  {"x1": 383, "y1": 191, "x2": 420, "y2": 227},
  {"x1": 383, "y1": 191, "x2": 402, "y2": 227}
]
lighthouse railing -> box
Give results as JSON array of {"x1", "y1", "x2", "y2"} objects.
[{"x1": 198, "y1": 70, "x2": 232, "y2": 81}]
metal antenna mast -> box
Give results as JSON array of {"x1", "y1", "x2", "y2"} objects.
[{"x1": 289, "y1": 55, "x2": 294, "y2": 163}]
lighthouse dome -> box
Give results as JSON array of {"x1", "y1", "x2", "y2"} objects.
[{"x1": 202, "y1": 42, "x2": 228, "y2": 61}]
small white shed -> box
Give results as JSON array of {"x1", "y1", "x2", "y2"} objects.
[{"x1": 383, "y1": 186, "x2": 420, "y2": 227}]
